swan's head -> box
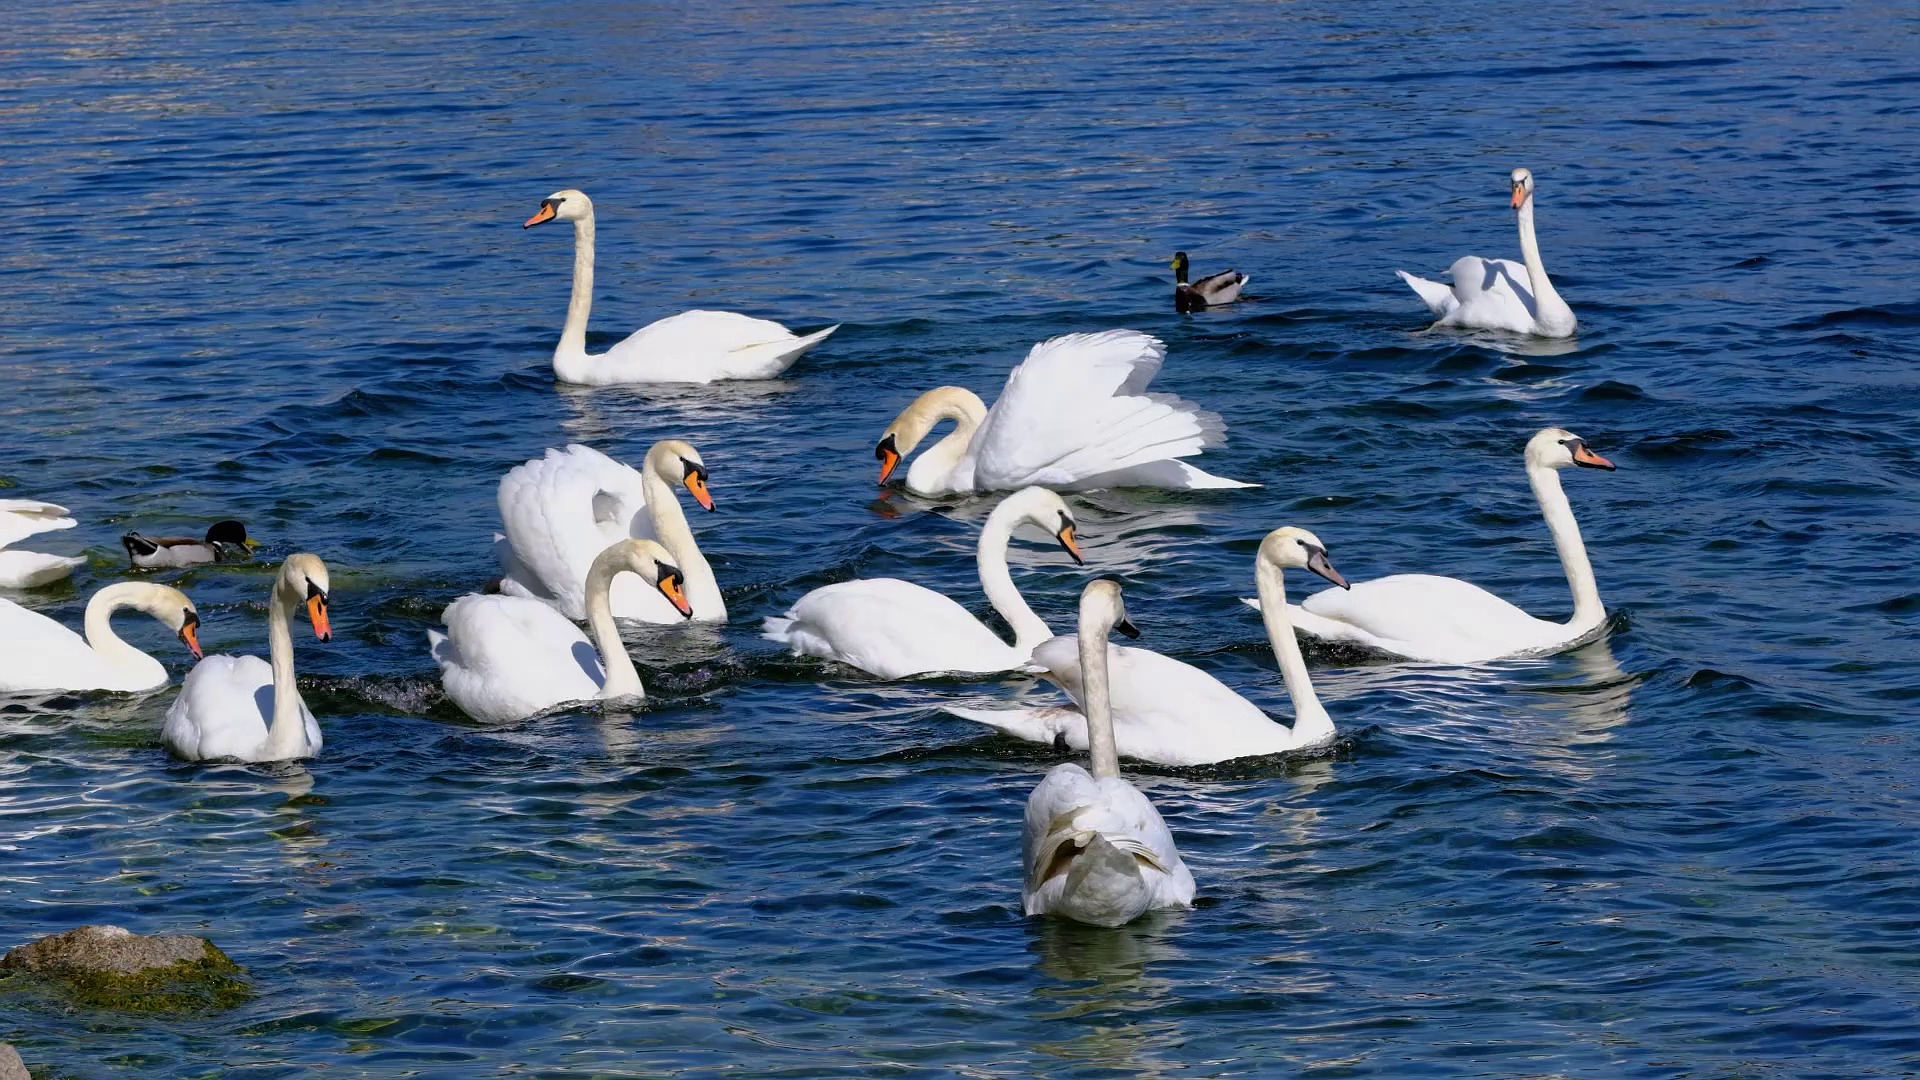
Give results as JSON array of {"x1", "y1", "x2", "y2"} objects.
[
  {"x1": 1083, "y1": 577, "x2": 1140, "y2": 639},
  {"x1": 205, "y1": 519, "x2": 258, "y2": 556},
  {"x1": 875, "y1": 387, "x2": 986, "y2": 484},
  {"x1": 148, "y1": 585, "x2": 203, "y2": 659},
  {"x1": 646, "y1": 439, "x2": 715, "y2": 511},
  {"x1": 1259, "y1": 527, "x2": 1349, "y2": 589},
  {"x1": 1510, "y1": 168, "x2": 1535, "y2": 210},
  {"x1": 998, "y1": 486, "x2": 1086, "y2": 565},
  {"x1": 525, "y1": 188, "x2": 592, "y2": 229},
  {"x1": 603, "y1": 539, "x2": 693, "y2": 619},
  {"x1": 1526, "y1": 427, "x2": 1615, "y2": 472},
  {"x1": 279, "y1": 554, "x2": 333, "y2": 642}
]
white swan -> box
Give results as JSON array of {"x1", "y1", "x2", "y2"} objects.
[
  {"x1": 763, "y1": 487, "x2": 1084, "y2": 678},
  {"x1": 163, "y1": 555, "x2": 332, "y2": 762},
  {"x1": 0, "y1": 582, "x2": 201, "y2": 693},
  {"x1": 524, "y1": 189, "x2": 838, "y2": 385},
  {"x1": 0, "y1": 499, "x2": 86, "y2": 589},
  {"x1": 1397, "y1": 168, "x2": 1577, "y2": 338},
  {"x1": 1023, "y1": 578, "x2": 1195, "y2": 926},
  {"x1": 874, "y1": 330, "x2": 1253, "y2": 496},
  {"x1": 432, "y1": 539, "x2": 692, "y2": 724},
  {"x1": 1248, "y1": 428, "x2": 1615, "y2": 664},
  {"x1": 953, "y1": 527, "x2": 1348, "y2": 766},
  {"x1": 495, "y1": 440, "x2": 723, "y2": 624}
]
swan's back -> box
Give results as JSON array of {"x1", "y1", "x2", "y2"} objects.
[
  {"x1": 598, "y1": 310, "x2": 835, "y2": 383},
  {"x1": 1022, "y1": 764, "x2": 1194, "y2": 924},
  {"x1": 0, "y1": 500, "x2": 77, "y2": 550},
  {"x1": 0, "y1": 598, "x2": 151, "y2": 692},
  {"x1": 766, "y1": 578, "x2": 1024, "y2": 678},
  {"x1": 1298, "y1": 572, "x2": 1557, "y2": 662},
  {"x1": 433, "y1": 593, "x2": 602, "y2": 724},
  {"x1": 162, "y1": 654, "x2": 317, "y2": 761},
  {"x1": 1032, "y1": 635, "x2": 1286, "y2": 766},
  {"x1": 497, "y1": 445, "x2": 651, "y2": 620}
]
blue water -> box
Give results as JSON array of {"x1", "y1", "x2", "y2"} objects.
[{"x1": 4, "y1": 1, "x2": 1919, "y2": 1075}]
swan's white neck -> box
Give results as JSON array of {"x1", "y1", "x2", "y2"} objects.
[
  {"x1": 904, "y1": 390, "x2": 987, "y2": 494},
  {"x1": 1527, "y1": 463, "x2": 1605, "y2": 634},
  {"x1": 1515, "y1": 200, "x2": 1575, "y2": 334},
  {"x1": 556, "y1": 211, "x2": 597, "y2": 366},
  {"x1": 642, "y1": 460, "x2": 723, "y2": 619},
  {"x1": 1078, "y1": 604, "x2": 1121, "y2": 781},
  {"x1": 81, "y1": 583, "x2": 167, "y2": 681},
  {"x1": 262, "y1": 579, "x2": 308, "y2": 761},
  {"x1": 1255, "y1": 558, "x2": 1333, "y2": 747},
  {"x1": 976, "y1": 502, "x2": 1051, "y2": 653},
  {"x1": 583, "y1": 555, "x2": 645, "y2": 700}
]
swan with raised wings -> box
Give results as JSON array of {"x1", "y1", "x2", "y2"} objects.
[
  {"x1": 163, "y1": 554, "x2": 332, "y2": 762},
  {"x1": 495, "y1": 440, "x2": 723, "y2": 624},
  {"x1": 524, "y1": 189, "x2": 837, "y2": 384},
  {"x1": 763, "y1": 487, "x2": 1084, "y2": 678},
  {"x1": 1397, "y1": 168, "x2": 1577, "y2": 338},
  {"x1": 432, "y1": 539, "x2": 693, "y2": 724},
  {"x1": 1247, "y1": 428, "x2": 1615, "y2": 664},
  {"x1": 952, "y1": 527, "x2": 1348, "y2": 766},
  {"x1": 0, "y1": 582, "x2": 201, "y2": 693},
  {"x1": 873, "y1": 329, "x2": 1253, "y2": 496},
  {"x1": 0, "y1": 499, "x2": 86, "y2": 589},
  {"x1": 1023, "y1": 578, "x2": 1195, "y2": 926}
]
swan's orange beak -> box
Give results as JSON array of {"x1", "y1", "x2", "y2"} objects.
[
  {"x1": 1510, "y1": 185, "x2": 1528, "y2": 210},
  {"x1": 524, "y1": 202, "x2": 557, "y2": 229},
  {"x1": 1570, "y1": 442, "x2": 1616, "y2": 471},
  {"x1": 875, "y1": 433, "x2": 901, "y2": 485},
  {"x1": 684, "y1": 470, "x2": 715, "y2": 512},
  {"x1": 306, "y1": 592, "x2": 332, "y2": 642},
  {"x1": 178, "y1": 613, "x2": 202, "y2": 660},
  {"x1": 657, "y1": 570, "x2": 694, "y2": 619},
  {"x1": 1056, "y1": 524, "x2": 1085, "y2": 566}
]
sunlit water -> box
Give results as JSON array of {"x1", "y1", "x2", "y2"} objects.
[{"x1": 3, "y1": 1, "x2": 1918, "y2": 1075}]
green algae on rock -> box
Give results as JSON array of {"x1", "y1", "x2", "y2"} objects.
[{"x1": 0, "y1": 926, "x2": 251, "y2": 1013}]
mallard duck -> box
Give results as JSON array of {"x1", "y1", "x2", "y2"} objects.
[
  {"x1": 122, "y1": 520, "x2": 258, "y2": 569},
  {"x1": 1171, "y1": 251, "x2": 1248, "y2": 313}
]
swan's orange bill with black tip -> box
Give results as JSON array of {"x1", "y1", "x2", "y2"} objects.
[
  {"x1": 657, "y1": 569, "x2": 693, "y2": 618},
  {"x1": 875, "y1": 434, "x2": 901, "y2": 484},
  {"x1": 179, "y1": 612, "x2": 202, "y2": 660},
  {"x1": 524, "y1": 202, "x2": 557, "y2": 228},
  {"x1": 306, "y1": 589, "x2": 332, "y2": 642},
  {"x1": 1056, "y1": 524, "x2": 1084, "y2": 565},
  {"x1": 1570, "y1": 442, "x2": 1615, "y2": 470},
  {"x1": 684, "y1": 469, "x2": 715, "y2": 512},
  {"x1": 1511, "y1": 185, "x2": 1528, "y2": 210}
]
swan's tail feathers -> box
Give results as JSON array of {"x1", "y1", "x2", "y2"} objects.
[
  {"x1": 1026, "y1": 827, "x2": 1156, "y2": 926},
  {"x1": 426, "y1": 628, "x2": 455, "y2": 667},
  {"x1": 1168, "y1": 460, "x2": 1257, "y2": 490},
  {"x1": 0, "y1": 551, "x2": 84, "y2": 589},
  {"x1": 1396, "y1": 270, "x2": 1456, "y2": 317},
  {"x1": 945, "y1": 704, "x2": 1085, "y2": 748},
  {"x1": 761, "y1": 615, "x2": 797, "y2": 644},
  {"x1": 732, "y1": 324, "x2": 839, "y2": 379},
  {"x1": 0, "y1": 501, "x2": 79, "y2": 550}
]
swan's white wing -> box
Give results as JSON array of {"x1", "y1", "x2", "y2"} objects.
[
  {"x1": 1031, "y1": 635, "x2": 1289, "y2": 766},
  {"x1": 0, "y1": 500, "x2": 77, "y2": 551},
  {"x1": 0, "y1": 599, "x2": 102, "y2": 691},
  {"x1": 162, "y1": 655, "x2": 279, "y2": 760},
  {"x1": 592, "y1": 310, "x2": 836, "y2": 384},
  {"x1": 0, "y1": 551, "x2": 85, "y2": 589},
  {"x1": 1022, "y1": 765, "x2": 1194, "y2": 923},
  {"x1": 763, "y1": 578, "x2": 1025, "y2": 678},
  {"x1": 1296, "y1": 573, "x2": 1561, "y2": 663},
  {"x1": 497, "y1": 445, "x2": 651, "y2": 621},
  {"x1": 1435, "y1": 257, "x2": 1539, "y2": 333},
  {"x1": 431, "y1": 593, "x2": 602, "y2": 724},
  {"x1": 968, "y1": 330, "x2": 1246, "y2": 491},
  {"x1": 1395, "y1": 269, "x2": 1458, "y2": 317}
]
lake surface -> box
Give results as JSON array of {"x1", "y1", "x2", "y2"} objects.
[{"x1": 4, "y1": 1, "x2": 1919, "y2": 1075}]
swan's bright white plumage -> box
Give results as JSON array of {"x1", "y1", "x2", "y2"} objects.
[
  {"x1": 163, "y1": 554, "x2": 331, "y2": 762},
  {"x1": 875, "y1": 330, "x2": 1253, "y2": 497},
  {"x1": 0, "y1": 582, "x2": 201, "y2": 693},
  {"x1": 432, "y1": 538, "x2": 692, "y2": 724},
  {"x1": 1247, "y1": 428, "x2": 1615, "y2": 664},
  {"x1": 953, "y1": 527, "x2": 1348, "y2": 766},
  {"x1": 1397, "y1": 168, "x2": 1577, "y2": 338},
  {"x1": 495, "y1": 441, "x2": 723, "y2": 623},
  {"x1": 762, "y1": 487, "x2": 1084, "y2": 678},
  {"x1": 1022, "y1": 579, "x2": 1194, "y2": 926},
  {"x1": 0, "y1": 500, "x2": 85, "y2": 589},
  {"x1": 525, "y1": 189, "x2": 837, "y2": 385}
]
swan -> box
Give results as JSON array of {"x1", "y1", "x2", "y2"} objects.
[
  {"x1": 1397, "y1": 168, "x2": 1577, "y2": 338},
  {"x1": 121, "y1": 519, "x2": 258, "y2": 569},
  {"x1": 163, "y1": 554, "x2": 332, "y2": 762},
  {"x1": 431, "y1": 539, "x2": 693, "y2": 724},
  {"x1": 1245, "y1": 428, "x2": 1615, "y2": 664},
  {"x1": 0, "y1": 499, "x2": 86, "y2": 589},
  {"x1": 874, "y1": 330, "x2": 1253, "y2": 496},
  {"x1": 762, "y1": 486, "x2": 1085, "y2": 678},
  {"x1": 495, "y1": 440, "x2": 724, "y2": 624},
  {"x1": 1023, "y1": 578, "x2": 1195, "y2": 926},
  {"x1": 1172, "y1": 251, "x2": 1248, "y2": 313},
  {"x1": 0, "y1": 582, "x2": 201, "y2": 693},
  {"x1": 952, "y1": 527, "x2": 1348, "y2": 766},
  {"x1": 523, "y1": 189, "x2": 838, "y2": 385}
]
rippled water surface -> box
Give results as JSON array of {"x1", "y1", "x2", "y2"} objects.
[{"x1": 4, "y1": 1, "x2": 1919, "y2": 1075}]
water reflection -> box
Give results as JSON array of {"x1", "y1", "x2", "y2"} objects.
[{"x1": 1025, "y1": 915, "x2": 1187, "y2": 1074}]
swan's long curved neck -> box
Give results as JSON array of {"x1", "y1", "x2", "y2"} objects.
[
  {"x1": 1528, "y1": 464, "x2": 1604, "y2": 632},
  {"x1": 1255, "y1": 559, "x2": 1332, "y2": 747},
  {"x1": 557, "y1": 212, "x2": 597, "y2": 361},
  {"x1": 903, "y1": 389, "x2": 987, "y2": 490},
  {"x1": 1515, "y1": 201, "x2": 1573, "y2": 331},
  {"x1": 262, "y1": 581, "x2": 307, "y2": 760},
  {"x1": 81, "y1": 583, "x2": 160, "y2": 674},
  {"x1": 642, "y1": 466, "x2": 720, "y2": 615},
  {"x1": 976, "y1": 505, "x2": 1052, "y2": 653},
  {"x1": 1078, "y1": 605, "x2": 1121, "y2": 781},
  {"x1": 583, "y1": 557, "x2": 644, "y2": 699}
]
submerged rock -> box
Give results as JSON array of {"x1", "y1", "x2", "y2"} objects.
[
  {"x1": 0, "y1": 925, "x2": 251, "y2": 1012},
  {"x1": 0, "y1": 1043, "x2": 25, "y2": 1080}
]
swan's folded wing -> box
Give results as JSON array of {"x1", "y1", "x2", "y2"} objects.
[
  {"x1": 1298, "y1": 573, "x2": 1544, "y2": 655},
  {"x1": 768, "y1": 578, "x2": 1019, "y2": 677},
  {"x1": 497, "y1": 445, "x2": 651, "y2": 617},
  {"x1": 0, "y1": 500, "x2": 78, "y2": 550},
  {"x1": 0, "y1": 599, "x2": 86, "y2": 656},
  {"x1": 0, "y1": 551, "x2": 85, "y2": 589}
]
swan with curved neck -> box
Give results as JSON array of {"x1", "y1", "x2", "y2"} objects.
[
  {"x1": 0, "y1": 582, "x2": 201, "y2": 693},
  {"x1": 1268, "y1": 428, "x2": 1614, "y2": 664},
  {"x1": 1396, "y1": 167, "x2": 1577, "y2": 338},
  {"x1": 496, "y1": 440, "x2": 723, "y2": 623},
  {"x1": 163, "y1": 555, "x2": 332, "y2": 762},
  {"x1": 872, "y1": 330, "x2": 1253, "y2": 496},
  {"x1": 0, "y1": 499, "x2": 86, "y2": 588},
  {"x1": 524, "y1": 189, "x2": 837, "y2": 385},
  {"x1": 950, "y1": 526, "x2": 1349, "y2": 767},
  {"x1": 763, "y1": 486, "x2": 1085, "y2": 679},
  {"x1": 1022, "y1": 579, "x2": 1195, "y2": 926},
  {"x1": 433, "y1": 538, "x2": 693, "y2": 725}
]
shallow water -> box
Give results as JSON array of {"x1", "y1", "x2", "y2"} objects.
[{"x1": 4, "y1": 0, "x2": 1919, "y2": 1075}]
